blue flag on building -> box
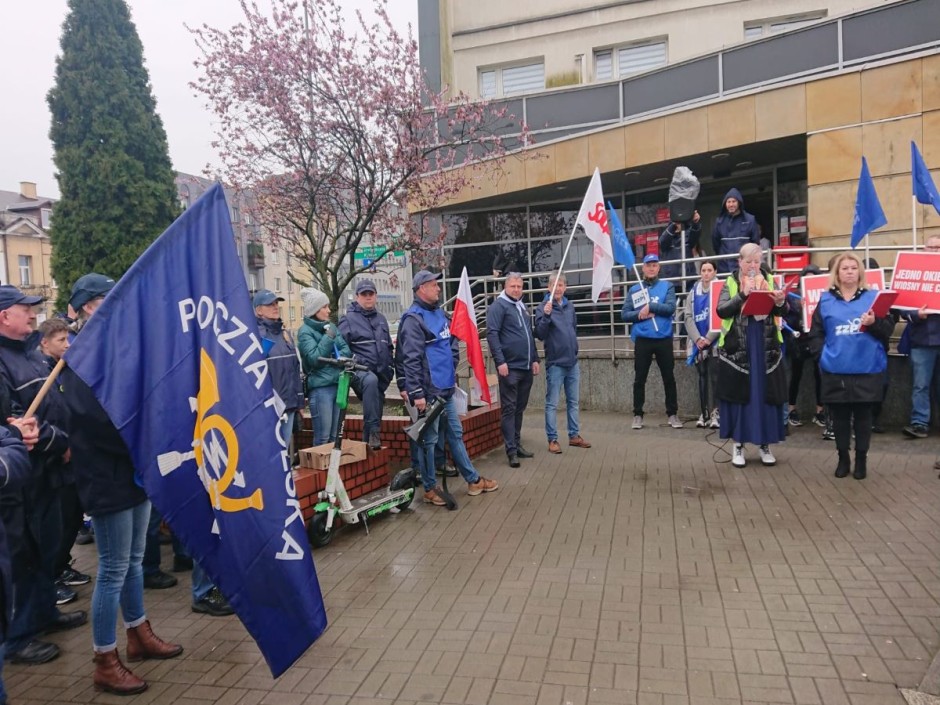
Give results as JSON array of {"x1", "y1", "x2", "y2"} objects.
[
  {"x1": 850, "y1": 157, "x2": 887, "y2": 249},
  {"x1": 912, "y1": 141, "x2": 940, "y2": 216},
  {"x1": 65, "y1": 183, "x2": 327, "y2": 677},
  {"x1": 607, "y1": 201, "x2": 635, "y2": 269}
]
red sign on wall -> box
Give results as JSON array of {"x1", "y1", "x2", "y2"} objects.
[
  {"x1": 656, "y1": 207, "x2": 670, "y2": 224},
  {"x1": 891, "y1": 252, "x2": 940, "y2": 313}
]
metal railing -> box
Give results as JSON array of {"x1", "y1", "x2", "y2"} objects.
[{"x1": 443, "y1": 242, "x2": 912, "y2": 364}]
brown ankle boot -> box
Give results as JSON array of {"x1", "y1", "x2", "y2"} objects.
[
  {"x1": 93, "y1": 649, "x2": 148, "y2": 695},
  {"x1": 126, "y1": 620, "x2": 184, "y2": 662}
]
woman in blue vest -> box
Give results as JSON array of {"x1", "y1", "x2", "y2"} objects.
[
  {"x1": 297, "y1": 287, "x2": 353, "y2": 446},
  {"x1": 808, "y1": 252, "x2": 893, "y2": 479},
  {"x1": 716, "y1": 243, "x2": 788, "y2": 467},
  {"x1": 683, "y1": 260, "x2": 720, "y2": 428}
]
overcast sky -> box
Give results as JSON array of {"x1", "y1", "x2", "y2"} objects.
[{"x1": 1, "y1": 0, "x2": 419, "y2": 199}]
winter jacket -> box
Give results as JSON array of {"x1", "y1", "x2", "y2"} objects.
[
  {"x1": 621, "y1": 277, "x2": 676, "y2": 341},
  {"x1": 711, "y1": 188, "x2": 760, "y2": 274},
  {"x1": 659, "y1": 221, "x2": 701, "y2": 281},
  {"x1": 256, "y1": 317, "x2": 304, "y2": 412},
  {"x1": 683, "y1": 280, "x2": 719, "y2": 357},
  {"x1": 486, "y1": 292, "x2": 538, "y2": 370},
  {"x1": 338, "y1": 302, "x2": 394, "y2": 388},
  {"x1": 60, "y1": 367, "x2": 147, "y2": 517},
  {"x1": 534, "y1": 295, "x2": 579, "y2": 369},
  {"x1": 0, "y1": 425, "x2": 31, "y2": 641},
  {"x1": 297, "y1": 317, "x2": 352, "y2": 390},
  {"x1": 715, "y1": 269, "x2": 788, "y2": 405},
  {"x1": 807, "y1": 287, "x2": 894, "y2": 404},
  {"x1": 901, "y1": 310, "x2": 940, "y2": 348},
  {"x1": 395, "y1": 299, "x2": 459, "y2": 402}
]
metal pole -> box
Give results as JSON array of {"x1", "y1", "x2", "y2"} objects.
[{"x1": 913, "y1": 195, "x2": 918, "y2": 251}]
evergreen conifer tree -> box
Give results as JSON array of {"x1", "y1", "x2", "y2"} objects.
[{"x1": 47, "y1": 0, "x2": 179, "y2": 310}]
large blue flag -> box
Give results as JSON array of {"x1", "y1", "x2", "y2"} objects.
[
  {"x1": 912, "y1": 141, "x2": 940, "y2": 216},
  {"x1": 65, "y1": 184, "x2": 327, "y2": 677},
  {"x1": 850, "y1": 157, "x2": 887, "y2": 249},
  {"x1": 607, "y1": 201, "x2": 635, "y2": 269}
]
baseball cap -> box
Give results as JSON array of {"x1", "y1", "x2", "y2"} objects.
[
  {"x1": 0, "y1": 285, "x2": 44, "y2": 312},
  {"x1": 355, "y1": 278, "x2": 377, "y2": 295},
  {"x1": 643, "y1": 254, "x2": 660, "y2": 264},
  {"x1": 252, "y1": 289, "x2": 284, "y2": 307},
  {"x1": 412, "y1": 270, "x2": 442, "y2": 290},
  {"x1": 69, "y1": 273, "x2": 115, "y2": 311}
]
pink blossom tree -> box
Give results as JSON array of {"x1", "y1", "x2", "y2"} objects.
[{"x1": 191, "y1": 0, "x2": 527, "y2": 312}]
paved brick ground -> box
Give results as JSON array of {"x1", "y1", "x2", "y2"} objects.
[{"x1": 8, "y1": 411, "x2": 940, "y2": 704}]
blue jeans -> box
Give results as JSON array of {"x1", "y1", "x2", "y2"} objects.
[
  {"x1": 910, "y1": 346, "x2": 940, "y2": 426},
  {"x1": 350, "y1": 371, "x2": 386, "y2": 440},
  {"x1": 0, "y1": 641, "x2": 5, "y2": 703},
  {"x1": 419, "y1": 396, "x2": 479, "y2": 491},
  {"x1": 544, "y1": 362, "x2": 581, "y2": 442},
  {"x1": 309, "y1": 385, "x2": 340, "y2": 446},
  {"x1": 91, "y1": 501, "x2": 150, "y2": 651},
  {"x1": 191, "y1": 561, "x2": 214, "y2": 603}
]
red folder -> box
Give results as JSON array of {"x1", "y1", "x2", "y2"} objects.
[
  {"x1": 870, "y1": 289, "x2": 898, "y2": 318},
  {"x1": 740, "y1": 290, "x2": 775, "y2": 316}
]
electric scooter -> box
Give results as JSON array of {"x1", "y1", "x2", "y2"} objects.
[{"x1": 307, "y1": 356, "x2": 416, "y2": 548}]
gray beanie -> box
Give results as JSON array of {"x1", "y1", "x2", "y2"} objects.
[{"x1": 300, "y1": 287, "x2": 329, "y2": 318}]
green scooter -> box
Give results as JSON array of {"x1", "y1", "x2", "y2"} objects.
[{"x1": 307, "y1": 356, "x2": 416, "y2": 548}]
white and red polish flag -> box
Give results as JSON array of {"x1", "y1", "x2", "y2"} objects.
[
  {"x1": 450, "y1": 267, "x2": 491, "y2": 404},
  {"x1": 575, "y1": 167, "x2": 614, "y2": 302}
]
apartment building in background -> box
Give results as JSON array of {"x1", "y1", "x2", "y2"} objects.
[{"x1": 0, "y1": 181, "x2": 56, "y2": 320}]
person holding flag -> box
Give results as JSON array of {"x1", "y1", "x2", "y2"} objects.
[
  {"x1": 397, "y1": 271, "x2": 499, "y2": 504},
  {"x1": 60, "y1": 274, "x2": 183, "y2": 695},
  {"x1": 535, "y1": 271, "x2": 591, "y2": 454}
]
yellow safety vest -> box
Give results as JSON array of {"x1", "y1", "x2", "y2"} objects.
[{"x1": 718, "y1": 274, "x2": 783, "y2": 347}]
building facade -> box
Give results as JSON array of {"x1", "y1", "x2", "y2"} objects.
[{"x1": 0, "y1": 182, "x2": 57, "y2": 320}]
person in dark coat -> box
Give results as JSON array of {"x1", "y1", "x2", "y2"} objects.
[
  {"x1": 808, "y1": 253, "x2": 894, "y2": 480},
  {"x1": 784, "y1": 265, "x2": 824, "y2": 428},
  {"x1": 60, "y1": 274, "x2": 183, "y2": 695},
  {"x1": 0, "y1": 285, "x2": 80, "y2": 667},
  {"x1": 339, "y1": 279, "x2": 394, "y2": 449},
  {"x1": 711, "y1": 188, "x2": 759, "y2": 274},
  {"x1": 658, "y1": 210, "x2": 701, "y2": 285},
  {"x1": 716, "y1": 244, "x2": 788, "y2": 468},
  {"x1": 253, "y1": 289, "x2": 304, "y2": 448},
  {"x1": 486, "y1": 273, "x2": 540, "y2": 467},
  {"x1": 534, "y1": 271, "x2": 590, "y2": 454},
  {"x1": 0, "y1": 417, "x2": 35, "y2": 704}
]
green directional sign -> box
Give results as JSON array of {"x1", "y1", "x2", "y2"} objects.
[{"x1": 354, "y1": 246, "x2": 405, "y2": 261}]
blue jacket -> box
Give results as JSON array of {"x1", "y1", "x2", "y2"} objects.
[
  {"x1": 711, "y1": 188, "x2": 759, "y2": 273},
  {"x1": 902, "y1": 311, "x2": 940, "y2": 348},
  {"x1": 658, "y1": 221, "x2": 701, "y2": 281},
  {"x1": 395, "y1": 299, "x2": 458, "y2": 402},
  {"x1": 0, "y1": 425, "x2": 31, "y2": 641},
  {"x1": 534, "y1": 295, "x2": 579, "y2": 368},
  {"x1": 338, "y1": 302, "x2": 394, "y2": 387},
  {"x1": 621, "y1": 278, "x2": 676, "y2": 341},
  {"x1": 486, "y1": 293, "x2": 538, "y2": 370},
  {"x1": 256, "y1": 317, "x2": 304, "y2": 412},
  {"x1": 60, "y1": 366, "x2": 147, "y2": 517}
]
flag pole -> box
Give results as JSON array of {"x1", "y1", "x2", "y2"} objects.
[
  {"x1": 24, "y1": 358, "x2": 66, "y2": 419},
  {"x1": 551, "y1": 217, "x2": 580, "y2": 302},
  {"x1": 913, "y1": 194, "x2": 918, "y2": 250}
]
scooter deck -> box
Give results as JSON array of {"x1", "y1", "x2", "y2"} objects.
[{"x1": 344, "y1": 487, "x2": 413, "y2": 519}]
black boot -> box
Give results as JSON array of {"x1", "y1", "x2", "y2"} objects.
[
  {"x1": 853, "y1": 452, "x2": 867, "y2": 480},
  {"x1": 834, "y1": 450, "x2": 850, "y2": 478}
]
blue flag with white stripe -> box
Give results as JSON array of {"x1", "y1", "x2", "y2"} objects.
[{"x1": 65, "y1": 183, "x2": 327, "y2": 677}]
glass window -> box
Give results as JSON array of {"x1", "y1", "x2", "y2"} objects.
[
  {"x1": 479, "y1": 70, "x2": 497, "y2": 99},
  {"x1": 594, "y1": 40, "x2": 667, "y2": 81},
  {"x1": 744, "y1": 26, "x2": 765, "y2": 40},
  {"x1": 477, "y1": 62, "x2": 544, "y2": 98},
  {"x1": 275, "y1": 277, "x2": 282, "y2": 292},
  {"x1": 595, "y1": 50, "x2": 613, "y2": 81},
  {"x1": 18, "y1": 256, "x2": 31, "y2": 287},
  {"x1": 745, "y1": 12, "x2": 826, "y2": 41},
  {"x1": 40, "y1": 208, "x2": 52, "y2": 229}
]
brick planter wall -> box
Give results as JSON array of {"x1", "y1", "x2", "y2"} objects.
[{"x1": 293, "y1": 403, "x2": 504, "y2": 526}]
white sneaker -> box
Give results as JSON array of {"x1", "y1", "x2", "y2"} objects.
[
  {"x1": 759, "y1": 445, "x2": 776, "y2": 466},
  {"x1": 632, "y1": 415, "x2": 643, "y2": 430},
  {"x1": 668, "y1": 415, "x2": 683, "y2": 429},
  {"x1": 709, "y1": 410, "x2": 720, "y2": 429},
  {"x1": 696, "y1": 414, "x2": 706, "y2": 428},
  {"x1": 732, "y1": 443, "x2": 746, "y2": 467}
]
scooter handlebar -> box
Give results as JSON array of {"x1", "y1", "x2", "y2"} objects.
[{"x1": 317, "y1": 356, "x2": 370, "y2": 372}]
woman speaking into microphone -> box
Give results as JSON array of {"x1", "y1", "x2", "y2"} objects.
[
  {"x1": 716, "y1": 243, "x2": 788, "y2": 468},
  {"x1": 807, "y1": 252, "x2": 893, "y2": 479}
]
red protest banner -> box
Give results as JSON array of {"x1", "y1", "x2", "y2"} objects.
[
  {"x1": 801, "y1": 268, "x2": 885, "y2": 330},
  {"x1": 890, "y1": 252, "x2": 940, "y2": 312},
  {"x1": 709, "y1": 278, "x2": 726, "y2": 333}
]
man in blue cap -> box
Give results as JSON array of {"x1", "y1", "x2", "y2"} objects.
[
  {"x1": 0, "y1": 284, "x2": 83, "y2": 666},
  {"x1": 252, "y1": 289, "x2": 303, "y2": 449},
  {"x1": 621, "y1": 254, "x2": 682, "y2": 430},
  {"x1": 339, "y1": 279, "x2": 394, "y2": 450}
]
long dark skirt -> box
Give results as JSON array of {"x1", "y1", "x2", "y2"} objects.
[{"x1": 720, "y1": 320, "x2": 786, "y2": 445}]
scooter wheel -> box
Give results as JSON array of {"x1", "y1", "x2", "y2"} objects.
[
  {"x1": 307, "y1": 511, "x2": 332, "y2": 548},
  {"x1": 396, "y1": 484, "x2": 415, "y2": 511}
]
